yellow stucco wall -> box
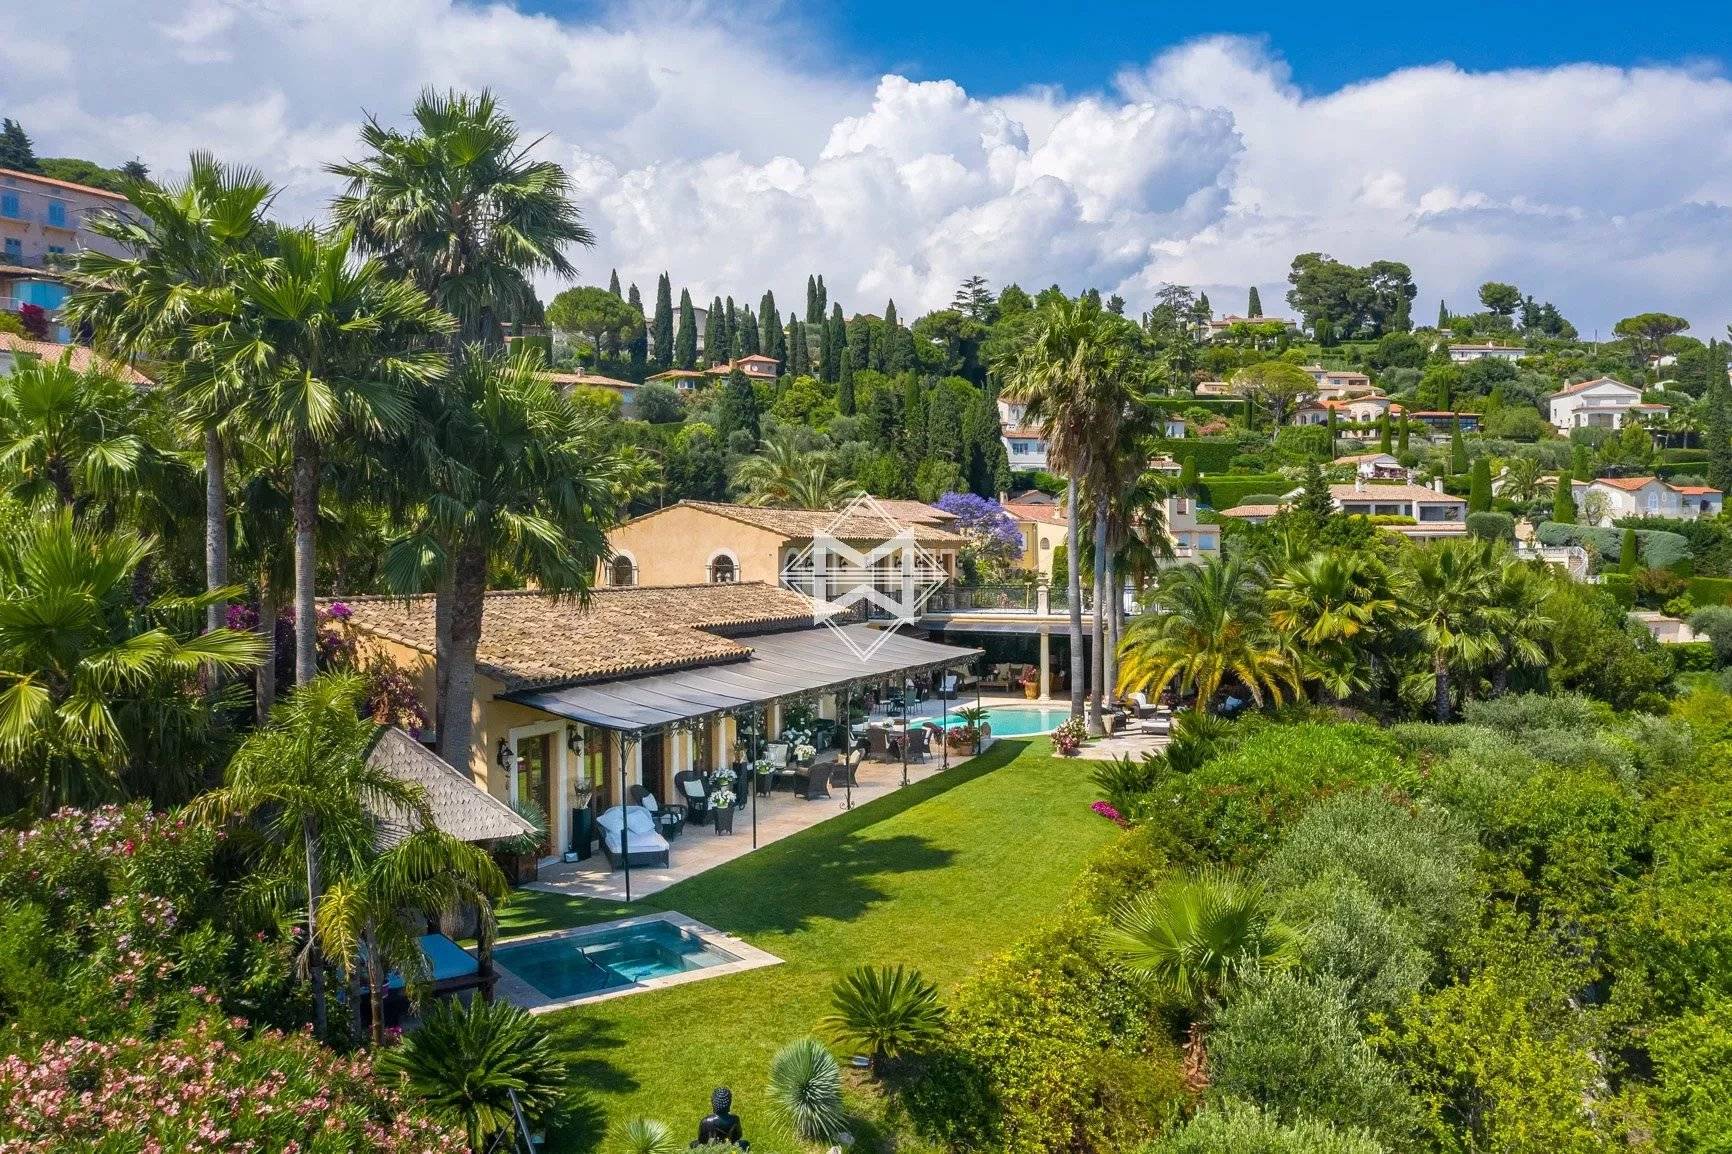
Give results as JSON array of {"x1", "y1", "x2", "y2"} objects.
[{"x1": 606, "y1": 505, "x2": 786, "y2": 586}]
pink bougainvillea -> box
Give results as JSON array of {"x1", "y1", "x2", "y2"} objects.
[{"x1": 1091, "y1": 800, "x2": 1128, "y2": 827}]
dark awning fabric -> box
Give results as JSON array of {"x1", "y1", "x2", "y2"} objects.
[{"x1": 501, "y1": 625, "x2": 981, "y2": 733}]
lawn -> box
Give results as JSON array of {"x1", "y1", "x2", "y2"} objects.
[{"x1": 497, "y1": 735, "x2": 1114, "y2": 1152}]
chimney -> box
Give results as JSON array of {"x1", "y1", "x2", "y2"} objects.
[{"x1": 1433, "y1": 476, "x2": 1444, "y2": 493}]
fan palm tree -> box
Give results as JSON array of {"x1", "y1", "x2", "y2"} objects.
[
  {"x1": 0, "y1": 511, "x2": 259, "y2": 815},
  {"x1": 1267, "y1": 551, "x2": 1396, "y2": 704},
  {"x1": 1100, "y1": 867, "x2": 1299, "y2": 1007},
  {"x1": 731, "y1": 438, "x2": 859, "y2": 509},
  {"x1": 1100, "y1": 440, "x2": 1170, "y2": 702},
  {"x1": 316, "y1": 827, "x2": 507, "y2": 1044},
  {"x1": 380, "y1": 345, "x2": 617, "y2": 767},
  {"x1": 1487, "y1": 557, "x2": 1556, "y2": 695},
  {"x1": 64, "y1": 152, "x2": 276, "y2": 638},
  {"x1": 190, "y1": 673, "x2": 425, "y2": 1036},
  {"x1": 0, "y1": 355, "x2": 146, "y2": 511},
  {"x1": 328, "y1": 88, "x2": 592, "y2": 347},
  {"x1": 996, "y1": 296, "x2": 1130, "y2": 723},
  {"x1": 1397, "y1": 538, "x2": 1503, "y2": 721},
  {"x1": 377, "y1": 997, "x2": 568, "y2": 1150},
  {"x1": 210, "y1": 224, "x2": 453, "y2": 686},
  {"x1": 1118, "y1": 557, "x2": 1297, "y2": 712}
]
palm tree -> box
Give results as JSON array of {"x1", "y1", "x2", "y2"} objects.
[
  {"x1": 1100, "y1": 867, "x2": 1299, "y2": 1007},
  {"x1": 0, "y1": 355, "x2": 146, "y2": 511},
  {"x1": 1267, "y1": 552, "x2": 1396, "y2": 704},
  {"x1": 1397, "y1": 538, "x2": 1502, "y2": 721},
  {"x1": 996, "y1": 297, "x2": 1128, "y2": 723},
  {"x1": 328, "y1": 88, "x2": 592, "y2": 347},
  {"x1": 731, "y1": 439, "x2": 859, "y2": 509},
  {"x1": 820, "y1": 963, "x2": 946, "y2": 1069},
  {"x1": 64, "y1": 153, "x2": 276, "y2": 639},
  {"x1": 380, "y1": 346, "x2": 616, "y2": 767},
  {"x1": 1118, "y1": 557, "x2": 1297, "y2": 712},
  {"x1": 0, "y1": 511, "x2": 259, "y2": 814},
  {"x1": 1497, "y1": 456, "x2": 1555, "y2": 506},
  {"x1": 190, "y1": 673, "x2": 425, "y2": 1036},
  {"x1": 316, "y1": 827, "x2": 507, "y2": 1044},
  {"x1": 1100, "y1": 439, "x2": 1170, "y2": 704},
  {"x1": 1487, "y1": 557, "x2": 1556, "y2": 695},
  {"x1": 213, "y1": 224, "x2": 453, "y2": 686},
  {"x1": 377, "y1": 997, "x2": 568, "y2": 1150}
]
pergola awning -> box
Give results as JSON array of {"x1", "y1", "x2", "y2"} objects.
[{"x1": 501, "y1": 624, "x2": 981, "y2": 734}]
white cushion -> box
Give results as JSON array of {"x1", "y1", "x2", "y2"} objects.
[
  {"x1": 596, "y1": 806, "x2": 626, "y2": 834},
  {"x1": 680, "y1": 778, "x2": 706, "y2": 800},
  {"x1": 624, "y1": 806, "x2": 658, "y2": 835}
]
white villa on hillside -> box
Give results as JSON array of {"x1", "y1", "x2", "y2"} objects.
[
  {"x1": 1335, "y1": 451, "x2": 1405, "y2": 480},
  {"x1": 1300, "y1": 366, "x2": 1376, "y2": 397},
  {"x1": 998, "y1": 397, "x2": 1050, "y2": 471},
  {"x1": 1548, "y1": 377, "x2": 1670, "y2": 432},
  {"x1": 1571, "y1": 476, "x2": 1723, "y2": 526},
  {"x1": 1218, "y1": 478, "x2": 1467, "y2": 539},
  {"x1": 1448, "y1": 343, "x2": 1524, "y2": 363}
]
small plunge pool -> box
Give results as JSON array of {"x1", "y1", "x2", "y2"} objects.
[{"x1": 492, "y1": 914, "x2": 779, "y2": 1010}]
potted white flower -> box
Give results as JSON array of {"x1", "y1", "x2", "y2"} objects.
[
  {"x1": 794, "y1": 742, "x2": 817, "y2": 765},
  {"x1": 710, "y1": 785, "x2": 737, "y2": 833}
]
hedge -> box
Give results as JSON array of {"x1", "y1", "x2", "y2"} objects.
[
  {"x1": 1201, "y1": 474, "x2": 1291, "y2": 510},
  {"x1": 1670, "y1": 641, "x2": 1719, "y2": 673},
  {"x1": 1536, "y1": 522, "x2": 1692, "y2": 573},
  {"x1": 1466, "y1": 511, "x2": 1516, "y2": 541},
  {"x1": 1602, "y1": 572, "x2": 1636, "y2": 607},
  {"x1": 1690, "y1": 577, "x2": 1732, "y2": 608},
  {"x1": 1164, "y1": 439, "x2": 1244, "y2": 474}
]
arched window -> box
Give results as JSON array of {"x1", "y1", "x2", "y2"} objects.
[
  {"x1": 708, "y1": 555, "x2": 737, "y2": 584},
  {"x1": 609, "y1": 556, "x2": 636, "y2": 586}
]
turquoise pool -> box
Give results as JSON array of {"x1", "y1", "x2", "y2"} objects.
[
  {"x1": 495, "y1": 920, "x2": 739, "y2": 1000},
  {"x1": 912, "y1": 704, "x2": 1073, "y2": 737}
]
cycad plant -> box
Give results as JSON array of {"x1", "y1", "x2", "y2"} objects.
[
  {"x1": 376, "y1": 996, "x2": 567, "y2": 1151},
  {"x1": 1100, "y1": 867, "x2": 1299, "y2": 1009},
  {"x1": 767, "y1": 1037, "x2": 847, "y2": 1143},
  {"x1": 819, "y1": 963, "x2": 946, "y2": 1069}
]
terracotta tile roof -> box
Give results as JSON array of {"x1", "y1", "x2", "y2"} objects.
[
  {"x1": 0, "y1": 333, "x2": 153, "y2": 385},
  {"x1": 1217, "y1": 503, "x2": 1283, "y2": 518},
  {"x1": 337, "y1": 582, "x2": 818, "y2": 691},
  {"x1": 869, "y1": 499, "x2": 958, "y2": 526},
  {"x1": 1672, "y1": 485, "x2": 1722, "y2": 495},
  {"x1": 1332, "y1": 483, "x2": 1466, "y2": 504},
  {"x1": 1552, "y1": 376, "x2": 1636, "y2": 398},
  {"x1": 1335, "y1": 452, "x2": 1400, "y2": 464},
  {"x1": 735, "y1": 354, "x2": 780, "y2": 365},
  {"x1": 540, "y1": 369, "x2": 637, "y2": 389},
  {"x1": 645, "y1": 369, "x2": 707, "y2": 380},
  {"x1": 366, "y1": 728, "x2": 535, "y2": 845},
  {"x1": 1005, "y1": 501, "x2": 1068, "y2": 526},
  {"x1": 1590, "y1": 476, "x2": 1660, "y2": 492},
  {"x1": 0, "y1": 165, "x2": 131, "y2": 201},
  {"x1": 674, "y1": 500, "x2": 964, "y2": 545}
]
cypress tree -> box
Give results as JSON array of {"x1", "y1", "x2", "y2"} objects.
[
  {"x1": 1398, "y1": 415, "x2": 1410, "y2": 454},
  {"x1": 675, "y1": 289, "x2": 697, "y2": 370},
  {"x1": 1572, "y1": 444, "x2": 1594, "y2": 482},
  {"x1": 1247, "y1": 286, "x2": 1262, "y2": 317},
  {"x1": 608, "y1": 269, "x2": 621, "y2": 297},
  {"x1": 816, "y1": 275, "x2": 828, "y2": 320},
  {"x1": 1326, "y1": 407, "x2": 1339, "y2": 445},
  {"x1": 626, "y1": 283, "x2": 648, "y2": 375},
  {"x1": 1378, "y1": 412, "x2": 1392, "y2": 452},
  {"x1": 1551, "y1": 477, "x2": 1576, "y2": 524},
  {"x1": 824, "y1": 303, "x2": 846, "y2": 382},
  {"x1": 716, "y1": 368, "x2": 761, "y2": 445},
  {"x1": 787, "y1": 315, "x2": 809, "y2": 377},
  {"x1": 651, "y1": 273, "x2": 674, "y2": 370},
  {"x1": 1178, "y1": 456, "x2": 1198, "y2": 496},
  {"x1": 1619, "y1": 527, "x2": 1639, "y2": 573},
  {"x1": 743, "y1": 307, "x2": 762, "y2": 357},
  {"x1": 839, "y1": 338, "x2": 855, "y2": 403},
  {"x1": 1450, "y1": 419, "x2": 1468, "y2": 474},
  {"x1": 805, "y1": 275, "x2": 819, "y2": 324},
  {"x1": 816, "y1": 312, "x2": 833, "y2": 382},
  {"x1": 723, "y1": 296, "x2": 739, "y2": 359},
  {"x1": 759, "y1": 291, "x2": 780, "y2": 365},
  {"x1": 1242, "y1": 395, "x2": 1256, "y2": 430},
  {"x1": 879, "y1": 300, "x2": 900, "y2": 372},
  {"x1": 836, "y1": 347, "x2": 855, "y2": 414},
  {"x1": 1704, "y1": 340, "x2": 1732, "y2": 493},
  {"x1": 1437, "y1": 299, "x2": 1449, "y2": 329},
  {"x1": 704, "y1": 296, "x2": 725, "y2": 365},
  {"x1": 1198, "y1": 291, "x2": 1211, "y2": 319},
  {"x1": 1468, "y1": 457, "x2": 1492, "y2": 513},
  {"x1": 599, "y1": 269, "x2": 623, "y2": 360}
]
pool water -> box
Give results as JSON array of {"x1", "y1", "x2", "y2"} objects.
[
  {"x1": 912, "y1": 704, "x2": 1074, "y2": 737},
  {"x1": 495, "y1": 920, "x2": 739, "y2": 1000}
]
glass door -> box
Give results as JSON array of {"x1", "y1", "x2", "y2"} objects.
[{"x1": 515, "y1": 733, "x2": 554, "y2": 857}]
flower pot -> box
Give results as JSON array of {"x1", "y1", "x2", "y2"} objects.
[
  {"x1": 494, "y1": 851, "x2": 540, "y2": 885},
  {"x1": 1022, "y1": 682, "x2": 1038, "y2": 699},
  {"x1": 713, "y1": 807, "x2": 736, "y2": 835}
]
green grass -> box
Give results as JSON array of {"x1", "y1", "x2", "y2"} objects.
[{"x1": 501, "y1": 736, "x2": 1112, "y2": 1152}]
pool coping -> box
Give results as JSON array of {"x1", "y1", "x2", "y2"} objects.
[{"x1": 491, "y1": 911, "x2": 782, "y2": 1014}]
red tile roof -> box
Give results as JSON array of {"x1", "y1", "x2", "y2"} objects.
[
  {"x1": 0, "y1": 165, "x2": 130, "y2": 202},
  {"x1": 0, "y1": 333, "x2": 153, "y2": 385},
  {"x1": 1552, "y1": 376, "x2": 1635, "y2": 397}
]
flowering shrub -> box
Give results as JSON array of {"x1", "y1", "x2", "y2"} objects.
[
  {"x1": 226, "y1": 602, "x2": 359, "y2": 686},
  {"x1": 1091, "y1": 801, "x2": 1129, "y2": 827},
  {"x1": 935, "y1": 491, "x2": 1025, "y2": 582},
  {"x1": 361, "y1": 656, "x2": 430, "y2": 736},
  {"x1": 0, "y1": 1015, "x2": 460, "y2": 1153},
  {"x1": 1053, "y1": 718, "x2": 1090, "y2": 756},
  {"x1": 0, "y1": 806, "x2": 297, "y2": 1039}
]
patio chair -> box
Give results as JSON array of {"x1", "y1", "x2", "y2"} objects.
[
  {"x1": 865, "y1": 726, "x2": 892, "y2": 761},
  {"x1": 629, "y1": 785, "x2": 686, "y2": 839},
  {"x1": 839, "y1": 747, "x2": 864, "y2": 787},
  {"x1": 673, "y1": 770, "x2": 711, "y2": 823},
  {"x1": 797, "y1": 762, "x2": 832, "y2": 800},
  {"x1": 903, "y1": 727, "x2": 930, "y2": 763},
  {"x1": 1126, "y1": 691, "x2": 1160, "y2": 718}
]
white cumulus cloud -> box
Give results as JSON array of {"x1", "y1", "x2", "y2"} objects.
[{"x1": 5, "y1": 5, "x2": 1731, "y2": 333}]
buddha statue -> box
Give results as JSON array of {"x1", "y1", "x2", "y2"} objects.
[{"x1": 693, "y1": 1086, "x2": 747, "y2": 1149}]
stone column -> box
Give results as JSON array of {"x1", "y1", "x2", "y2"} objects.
[{"x1": 1039, "y1": 628, "x2": 1052, "y2": 701}]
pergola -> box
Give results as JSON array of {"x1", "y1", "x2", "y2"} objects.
[{"x1": 502, "y1": 624, "x2": 983, "y2": 898}]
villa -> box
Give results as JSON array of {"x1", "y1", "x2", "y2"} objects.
[
  {"x1": 603, "y1": 499, "x2": 962, "y2": 592},
  {"x1": 1218, "y1": 478, "x2": 1467, "y2": 538},
  {"x1": 1203, "y1": 314, "x2": 1297, "y2": 341},
  {"x1": 997, "y1": 396, "x2": 1050, "y2": 470},
  {"x1": 644, "y1": 368, "x2": 708, "y2": 392},
  {"x1": 540, "y1": 368, "x2": 639, "y2": 412},
  {"x1": 1407, "y1": 410, "x2": 1481, "y2": 433},
  {"x1": 1335, "y1": 451, "x2": 1406, "y2": 480},
  {"x1": 340, "y1": 582, "x2": 979, "y2": 865},
  {"x1": 1572, "y1": 476, "x2": 1724, "y2": 525},
  {"x1": 2, "y1": 166, "x2": 134, "y2": 341},
  {"x1": 1547, "y1": 377, "x2": 1669, "y2": 432},
  {"x1": 1448, "y1": 343, "x2": 1525, "y2": 364},
  {"x1": 1300, "y1": 366, "x2": 1376, "y2": 397},
  {"x1": 703, "y1": 353, "x2": 781, "y2": 382}
]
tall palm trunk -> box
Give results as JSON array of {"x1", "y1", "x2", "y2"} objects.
[
  {"x1": 1088, "y1": 503, "x2": 1108, "y2": 736},
  {"x1": 1433, "y1": 649, "x2": 1451, "y2": 722},
  {"x1": 1065, "y1": 476, "x2": 1084, "y2": 719},
  {"x1": 1105, "y1": 549, "x2": 1122, "y2": 702},
  {"x1": 255, "y1": 578, "x2": 278, "y2": 724},
  {"x1": 303, "y1": 816, "x2": 327, "y2": 1036},
  {"x1": 434, "y1": 559, "x2": 455, "y2": 753},
  {"x1": 364, "y1": 927, "x2": 386, "y2": 1047},
  {"x1": 437, "y1": 537, "x2": 489, "y2": 776},
  {"x1": 292, "y1": 431, "x2": 319, "y2": 686},
  {"x1": 205, "y1": 428, "x2": 229, "y2": 636},
  {"x1": 477, "y1": 906, "x2": 496, "y2": 1004}
]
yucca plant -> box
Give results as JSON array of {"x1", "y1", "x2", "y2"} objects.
[
  {"x1": 607, "y1": 1116, "x2": 680, "y2": 1154},
  {"x1": 767, "y1": 1037, "x2": 846, "y2": 1143},
  {"x1": 1099, "y1": 867, "x2": 1299, "y2": 1010},
  {"x1": 375, "y1": 997, "x2": 567, "y2": 1150},
  {"x1": 819, "y1": 963, "x2": 945, "y2": 1069}
]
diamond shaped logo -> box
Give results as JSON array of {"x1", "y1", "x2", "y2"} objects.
[{"x1": 780, "y1": 493, "x2": 951, "y2": 661}]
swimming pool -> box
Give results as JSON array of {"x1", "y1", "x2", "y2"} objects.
[
  {"x1": 494, "y1": 918, "x2": 740, "y2": 1001},
  {"x1": 911, "y1": 704, "x2": 1074, "y2": 737}
]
